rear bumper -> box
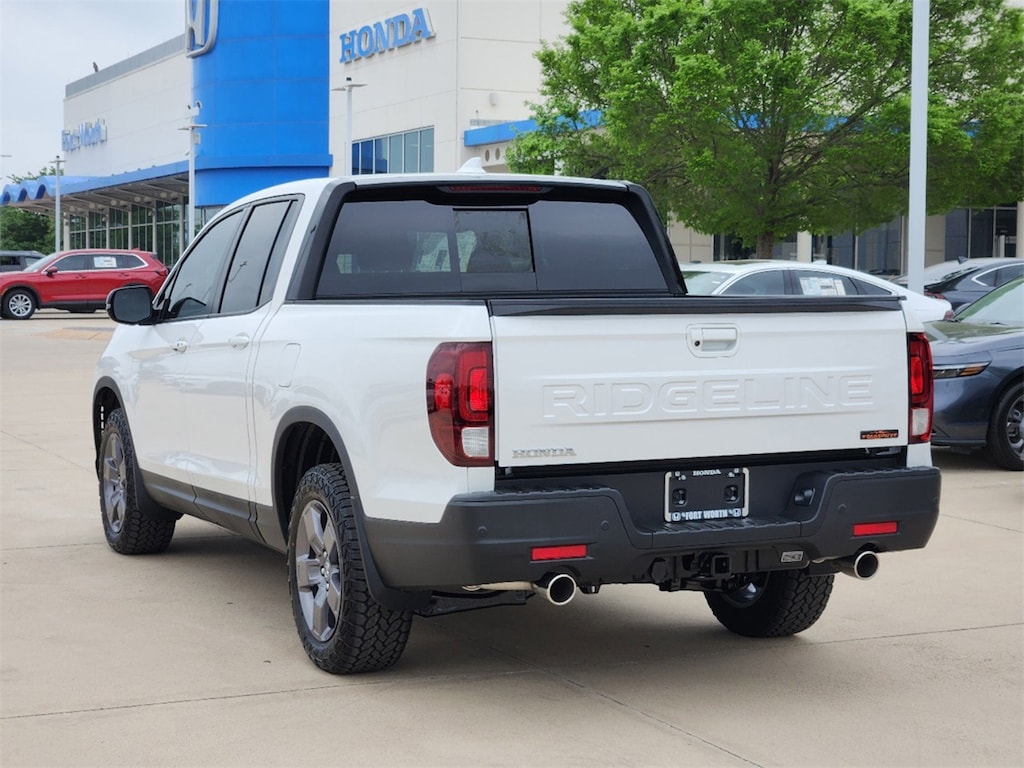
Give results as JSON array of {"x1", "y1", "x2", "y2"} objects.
[{"x1": 363, "y1": 465, "x2": 941, "y2": 591}]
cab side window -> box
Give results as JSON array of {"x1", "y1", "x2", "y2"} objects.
[
  {"x1": 220, "y1": 201, "x2": 294, "y2": 315},
  {"x1": 161, "y1": 211, "x2": 242, "y2": 321}
]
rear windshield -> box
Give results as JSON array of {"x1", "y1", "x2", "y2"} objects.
[{"x1": 315, "y1": 191, "x2": 669, "y2": 297}]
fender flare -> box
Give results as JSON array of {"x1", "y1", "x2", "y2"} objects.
[
  {"x1": 92, "y1": 376, "x2": 180, "y2": 523},
  {"x1": 273, "y1": 406, "x2": 431, "y2": 612}
]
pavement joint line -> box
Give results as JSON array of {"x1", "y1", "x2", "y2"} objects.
[
  {"x1": 0, "y1": 533, "x2": 239, "y2": 552},
  {"x1": 542, "y1": 668, "x2": 764, "y2": 767},
  {"x1": 0, "y1": 432, "x2": 94, "y2": 472},
  {"x1": 426, "y1": 622, "x2": 764, "y2": 766},
  {"x1": 0, "y1": 669, "x2": 551, "y2": 722},
  {"x1": 809, "y1": 622, "x2": 1023, "y2": 646},
  {"x1": 937, "y1": 513, "x2": 1023, "y2": 534}
]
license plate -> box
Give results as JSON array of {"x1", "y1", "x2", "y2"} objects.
[{"x1": 664, "y1": 468, "x2": 748, "y2": 523}]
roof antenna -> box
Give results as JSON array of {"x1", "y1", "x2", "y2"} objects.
[{"x1": 458, "y1": 157, "x2": 485, "y2": 174}]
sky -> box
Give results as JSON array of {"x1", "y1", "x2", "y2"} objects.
[{"x1": 0, "y1": 0, "x2": 183, "y2": 182}]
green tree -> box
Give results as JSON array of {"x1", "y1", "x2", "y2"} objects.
[
  {"x1": 507, "y1": 0, "x2": 1024, "y2": 257},
  {"x1": 1, "y1": 165, "x2": 58, "y2": 253},
  {"x1": 0, "y1": 207, "x2": 53, "y2": 252}
]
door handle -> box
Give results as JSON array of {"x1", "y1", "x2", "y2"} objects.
[
  {"x1": 172, "y1": 339, "x2": 188, "y2": 353},
  {"x1": 229, "y1": 334, "x2": 250, "y2": 349},
  {"x1": 687, "y1": 325, "x2": 739, "y2": 356}
]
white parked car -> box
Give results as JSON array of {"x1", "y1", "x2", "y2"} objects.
[{"x1": 679, "y1": 259, "x2": 952, "y2": 323}]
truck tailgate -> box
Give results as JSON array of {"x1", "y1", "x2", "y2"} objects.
[{"x1": 490, "y1": 300, "x2": 909, "y2": 466}]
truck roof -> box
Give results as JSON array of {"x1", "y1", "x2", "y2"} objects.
[{"x1": 227, "y1": 169, "x2": 630, "y2": 209}]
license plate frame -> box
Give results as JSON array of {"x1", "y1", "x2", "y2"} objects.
[{"x1": 664, "y1": 468, "x2": 748, "y2": 523}]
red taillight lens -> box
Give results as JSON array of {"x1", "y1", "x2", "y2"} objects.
[
  {"x1": 531, "y1": 544, "x2": 588, "y2": 561},
  {"x1": 427, "y1": 342, "x2": 494, "y2": 466},
  {"x1": 908, "y1": 332, "x2": 933, "y2": 444},
  {"x1": 854, "y1": 521, "x2": 899, "y2": 536},
  {"x1": 460, "y1": 350, "x2": 491, "y2": 421},
  {"x1": 434, "y1": 373, "x2": 454, "y2": 410}
]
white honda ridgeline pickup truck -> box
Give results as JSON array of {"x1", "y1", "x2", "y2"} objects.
[{"x1": 93, "y1": 169, "x2": 941, "y2": 674}]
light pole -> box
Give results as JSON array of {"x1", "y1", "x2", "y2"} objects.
[
  {"x1": 906, "y1": 0, "x2": 929, "y2": 294},
  {"x1": 333, "y1": 78, "x2": 366, "y2": 175},
  {"x1": 53, "y1": 156, "x2": 64, "y2": 253},
  {"x1": 178, "y1": 103, "x2": 206, "y2": 245}
]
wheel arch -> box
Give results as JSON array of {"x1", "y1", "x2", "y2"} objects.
[
  {"x1": 92, "y1": 376, "x2": 125, "y2": 477},
  {"x1": 991, "y1": 368, "x2": 1024, "y2": 410},
  {"x1": 2, "y1": 283, "x2": 40, "y2": 307},
  {"x1": 272, "y1": 406, "x2": 430, "y2": 612},
  {"x1": 92, "y1": 377, "x2": 178, "y2": 522}
]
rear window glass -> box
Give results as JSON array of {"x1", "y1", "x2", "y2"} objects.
[{"x1": 315, "y1": 194, "x2": 667, "y2": 297}]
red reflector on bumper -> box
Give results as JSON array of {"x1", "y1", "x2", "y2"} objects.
[
  {"x1": 853, "y1": 521, "x2": 899, "y2": 537},
  {"x1": 531, "y1": 544, "x2": 587, "y2": 561}
]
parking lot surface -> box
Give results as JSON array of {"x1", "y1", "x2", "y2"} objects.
[{"x1": 2, "y1": 312, "x2": 1022, "y2": 767}]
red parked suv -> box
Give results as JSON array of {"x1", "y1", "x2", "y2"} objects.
[{"x1": 0, "y1": 249, "x2": 168, "y2": 320}]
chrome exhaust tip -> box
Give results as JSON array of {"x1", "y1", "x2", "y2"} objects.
[
  {"x1": 833, "y1": 550, "x2": 880, "y2": 580},
  {"x1": 535, "y1": 573, "x2": 578, "y2": 606}
]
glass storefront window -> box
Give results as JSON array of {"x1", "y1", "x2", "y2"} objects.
[
  {"x1": 131, "y1": 205, "x2": 154, "y2": 253},
  {"x1": 856, "y1": 219, "x2": 902, "y2": 276},
  {"x1": 353, "y1": 128, "x2": 435, "y2": 175},
  {"x1": 155, "y1": 203, "x2": 182, "y2": 265},
  {"x1": 108, "y1": 209, "x2": 129, "y2": 249},
  {"x1": 68, "y1": 214, "x2": 87, "y2": 250},
  {"x1": 88, "y1": 211, "x2": 108, "y2": 248}
]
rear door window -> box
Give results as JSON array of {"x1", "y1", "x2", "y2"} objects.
[
  {"x1": 794, "y1": 270, "x2": 857, "y2": 296},
  {"x1": 160, "y1": 211, "x2": 243, "y2": 320},
  {"x1": 723, "y1": 271, "x2": 787, "y2": 295}
]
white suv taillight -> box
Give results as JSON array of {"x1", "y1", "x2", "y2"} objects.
[
  {"x1": 426, "y1": 342, "x2": 494, "y2": 466},
  {"x1": 908, "y1": 333, "x2": 933, "y2": 444}
]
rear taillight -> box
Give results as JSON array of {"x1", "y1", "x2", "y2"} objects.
[
  {"x1": 426, "y1": 342, "x2": 494, "y2": 466},
  {"x1": 908, "y1": 332, "x2": 933, "y2": 444}
]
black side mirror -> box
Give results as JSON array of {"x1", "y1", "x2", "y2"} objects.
[
  {"x1": 107, "y1": 285, "x2": 155, "y2": 324},
  {"x1": 44, "y1": 267, "x2": 58, "y2": 277}
]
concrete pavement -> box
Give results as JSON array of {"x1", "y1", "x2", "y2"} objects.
[{"x1": 1, "y1": 311, "x2": 1022, "y2": 767}]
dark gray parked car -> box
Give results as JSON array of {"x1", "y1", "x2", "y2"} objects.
[
  {"x1": 0, "y1": 250, "x2": 45, "y2": 272},
  {"x1": 925, "y1": 259, "x2": 1024, "y2": 311},
  {"x1": 927, "y1": 276, "x2": 1024, "y2": 471}
]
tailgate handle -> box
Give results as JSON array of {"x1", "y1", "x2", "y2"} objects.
[{"x1": 688, "y1": 326, "x2": 739, "y2": 356}]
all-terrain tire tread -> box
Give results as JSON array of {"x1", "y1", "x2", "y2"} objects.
[
  {"x1": 289, "y1": 464, "x2": 413, "y2": 674},
  {"x1": 706, "y1": 570, "x2": 834, "y2": 638},
  {"x1": 100, "y1": 409, "x2": 175, "y2": 555}
]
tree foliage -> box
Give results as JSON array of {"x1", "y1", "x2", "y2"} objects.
[
  {"x1": 507, "y1": 0, "x2": 1024, "y2": 256},
  {"x1": 0, "y1": 166, "x2": 58, "y2": 253}
]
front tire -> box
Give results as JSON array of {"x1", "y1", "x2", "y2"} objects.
[
  {"x1": 3, "y1": 289, "x2": 36, "y2": 320},
  {"x1": 705, "y1": 569, "x2": 834, "y2": 637},
  {"x1": 987, "y1": 382, "x2": 1023, "y2": 471},
  {"x1": 287, "y1": 464, "x2": 413, "y2": 674},
  {"x1": 99, "y1": 409, "x2": 176, "y2": 554}
]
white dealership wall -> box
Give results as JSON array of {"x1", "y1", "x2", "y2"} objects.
[
  {"x1": 61, "y1": 41, "x2": 190, "y2": 178},
  {"x1": 329, "y1": 1, "x2": 569, "y2": 174}
]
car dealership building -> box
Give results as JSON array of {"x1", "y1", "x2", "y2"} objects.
[{"x1": 2, "y1": 0, "x2": 1021, "y2": 273}]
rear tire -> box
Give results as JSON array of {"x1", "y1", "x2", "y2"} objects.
[
  {"x1": 705, "y1": 570, "x2": 834, "y2": 637},
  {"x1": 987, "y1": 382, "x2": 1023, "y2": 471},
  {"x1": 2, "y1": 289, "x2": 36, "y2": 320},
  {"x1": 287, "y1": 464, "x2": 413, "y2": 674},
  {"x1": 99, "y1": 409, "x2": 176, "y2": 554}
]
